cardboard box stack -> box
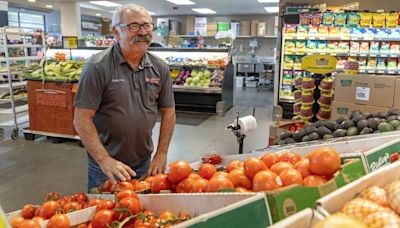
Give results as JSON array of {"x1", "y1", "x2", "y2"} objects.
[
  {"x1": 332, "y1": 74, "x2": 400, "y2": 119},
  {"x1": 207, "y1": 22, "x2": 218, "y2": 36},
  {"x1": 240, "y1": 20, "x2": 251, "y2": 36}
]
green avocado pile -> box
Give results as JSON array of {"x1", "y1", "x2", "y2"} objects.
[{"x1": 28, "y1": 60, "x2": 86, "y2": 82}]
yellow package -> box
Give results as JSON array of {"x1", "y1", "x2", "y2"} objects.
[
  {"x1": 360, "y1": 12, "x2": 373, "y2": 27},
  {"x1": 373, "y1": 12, "x2": 386, "y2": 28},
  {"x1": 386, "y1": 12, "x2": 399, "y2": 28}
]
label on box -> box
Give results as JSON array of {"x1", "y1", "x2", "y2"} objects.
[
  {"x1": 356, "y1": 87, "x2": 370, "y2": 101},
  {"x1": 365, "y1": 141, "x2": 400, "y2": 172},
  {"x1": 336, "y1": 107, "x2": 349, "y2": 114},
  {"x1": 340, "y1": 79, "x2": 353, "y2": 87}
]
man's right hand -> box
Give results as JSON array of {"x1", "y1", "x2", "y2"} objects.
[{"x1": 98, "y1": 156, "x2": 136, "y2": 187}]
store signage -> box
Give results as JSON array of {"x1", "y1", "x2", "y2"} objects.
[
  {"x1": 364, "y1": 141, "x2": 400, "y2": 172},
  {"x1": 301, "y1": 55, "x2": 337, "y2": 74},
  {"x1": 62, "y1": 36, "x2": 78, "y2": 49}
]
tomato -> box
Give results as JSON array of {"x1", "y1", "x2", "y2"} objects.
[
  {"x1": 88, "y1": 199, "x2": 102, "y2": 207},
  {"x1": 227, "y1": 168, "x2": 252, "y2": 189},
  {"x1": 114, "y1": 197, "x2": 143, "y2": 221},
  {"x1": 175, "y1": 176, "x2": 196, "y2": 193},
  {"x1": 198, "y1": 163, "x2": 217, "y2": 180},
  {"x1": 44, "y1": 192, "x2": 60, "y2": 202},
  {"x1": 303, "y1": 175, "x2": 327, "y2": 187},
  {"x1": 167, "y1": 160, "x2": 192, "y2": 183},
  {"x1": 91, "y1": 209, "x2": 115, "y2": 228},
  {"x1": 47, "y1": 214, "x2": 70, "y2": 228},
  {"x1": 134, "y1": 181, "x2": 150, "y2": 192},
  {"x1": 308, "y1": 147, "x2": 340, "y2": 176},
  {"x1": 74, "y1": 192, "x2": 88, "y2": 203},
  {"x1": 96, "y1": 200, "x2": 115, "y2": 212},
  {"x1": 33, "y1": 206, "x2": 42, "y2": 218},
  {"x1": 102, "y1": 179, "x2": 114, "y2": 193},
  {"x1": 59, "y1": 196, "x2": 74, "y2": 207},
  {"x1": 160, "y1": 211, "x2": 175, "y2": 221},
  {"x1": 187, "y1": 173, "x2": 201, "y2": 180},
  {"x1": 145, "y1": 176, "x2": 154, "y2": 184},
  {"x1": 235, "y1": 187, "x2": 251, "y2": 192},
  {"x1": 118, "y1": 181, "x2": 135, "y2": 191},
  {"x1": 212, "y1": 171, "x2": 229, "y2": 178},
  {"x1": 279, "y1": 152, "x2": 301, "y2": 165},
  {"x1": 191, "y1": 178, "x2": 208, "y2": 193},
  {"x1": 279, "y1": 169, "x2": 303, "y2": 187},
  {"x1": 179, "y1": 212, "x2": 191, "y2": 220},
  {"x1": 294, "y1": 158, "x2": 311, "y2": 178},
  {"x1": 150, "y1": 174, "x2": 172, "y2": 193},
  {"x1": 129, "y1": 179, "x2": 140, "y2": 186},
  {"x1": 117, "y1": 189, "x2": 138, "y2": 201},
  {"x1": 77, "y1": 224, "x2": 88, "y2": 228},
  {"x1": 252, "y1": 170, "x2": 281, "y2": 192},
  {"x1": 226, "y1": 160, "x2": 243, "y2": 173},
  {"x1": 260, "y1": 153, "x2": 281, "y2": 168},
  {"x1": 205, "y1": 177, "x2": 234, "y2": 192},
  {"x1": 244, "y1": 157, "x2": 268, "y2": 180},
  {"x1": 270, "y1": 162, "x2": 294, "y2": 175},
  {"x1": 10, "y1": 216, "x2": 24, "y2": 228},
  {"x1": 39, "y1": 201, "x2": 60, "y2": 219},
  {"x1": 62, "y1": 202, "x2": 81, "y2": 213},
  {"x1": 21, "y1": 204, "x2": 36, "y2": 219},
  {"x1": 32, "y1": 217, "x2": 44, "y2": 224},
  {"x1": 19, "y1": 220, "x2": 40, "y2": 228}
]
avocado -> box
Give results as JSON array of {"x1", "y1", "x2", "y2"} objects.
[
  {"x1": 361, "y1": 112, "x2": 372, "y2": 119},
  {"x1": 304, "y1": 125, "x2": 318, "y2": 135},
  {"x1": 285, "y1": 137, "x2": 296, "y2": 144},
  {"x1": 368, "y1": 118, "x2": 381, "y2": 130},
  {"x1": 390, "y1": 120, "x2": 400, "y2": 129},
  {"x1": 317, "y1": 126, "x2": 332, "y2": 136},
  {"x1": 336, "y1": 116, "x2": 349, "y2": 124},
  {"x1": 309, "y1": 132, "x2": 320, "y2": 141},
  {"x1": 375, "y1": 112, "x2": 388, "y2": 119},
  {"x1": 314, "y1": 120, "x2": 325, "y2": 128},
  {"x1": 388, "y1": 109, "x2": 400, "y2": 116},
  {"x1": 293, "y1": 129, "x2": 306, "y2": 142},
  {"x1": 323, "y1": 134, "x2": 334, "y2": 140},
  {"x1": 301, "y1": 135, "x2": 311, "y2": 142},
  {"x1": 378, "y1": 122, "x2": 394, "y2": 132},
  {"x1": 351, "y1": 115, "x2": 366, "y2": 123},
  {"x1": 387, "y1": 115, "x2": 398, "y2": 122},
  {"x1": 278, "y1": 140, "x2": 286, "y2": 145},
  {"x1": 339, "y1": 120, "x2": 354, "y2": 129},
  {"x1": 357, "y1": 119, "x2": 369, "y2": 131},
  {"x1": 351, "y1": 110, "x2": 361, "y2": 118},
  {"x1": 279, "y1": 131, "x2": 293, "y2": 140},
  {"x1": 324, "y1": 120, "x2": 339, "y2": 131},
  {"x1": 360, "y1": 127, "x2": 373, "y2": 135},
  {"x1": 347, "y1": 126, "x2": 359, "y2": 136},
  {"x1": 333, "y1": 129, "x2": 347, "y2": 138}
]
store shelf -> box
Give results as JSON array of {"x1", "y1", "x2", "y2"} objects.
[
  {"x1": 358, "y1": 69, "x2": 400, "y2": 74},
  {"x1": 236, "y1": 35, "x2": 278, "y2": 38},
  {"x1": 149, "y1": 47, "x2": 229, "y2": 52},
  {"x1": 6, "y1": 44, "x2": 42, "y2": 48},
  {"x1": 168, "y1": 64, "x2": 222, "y2": 69},
  {"x1": 0, "y1": 104, "x2": 28, "y2": 114},
  {"x1": 285, "y1": 35, "x2": 400, "y2": 41},
  {"x1": 4, "y1": 31, "x2": 42, "y2": 36},
  {"x1": 285, "y1": 51, "x2": 400, "y2": 58},
  {"x1": 172, "y1": 85, "x2": 222, "y2": 94},
  {"x1": 279, "y1": 97, "x2": 295, "y2": 103},
  {"x1": 0, "y1": 56, "x2": 41, "y2": 62},
  {"x1": 0, "y1": 81, "x2": 26, "y2": 88}
]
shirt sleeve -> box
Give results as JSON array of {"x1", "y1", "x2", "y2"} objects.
[
  {"x1": 157, "y1": 63, "x2": 175, "y2": 109},
  {"x1": 74, "y1": 62, "x2": 105, "y2": 110}
]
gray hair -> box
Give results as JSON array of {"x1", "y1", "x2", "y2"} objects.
[{"x1": 111, "y1": 3, "x2": 152, "y2": 27}]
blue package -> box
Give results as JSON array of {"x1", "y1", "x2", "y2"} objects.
[
  {"x1": 350, "y1": 27, "x2": 364, "y2": 38},
  {"x1": 375, "y1": 28, "x2": 389, "y2": 38}
]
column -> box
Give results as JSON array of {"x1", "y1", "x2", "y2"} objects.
[
  {"x1": 0, "y1": 1, "x2": 8, "y2": 27},
  {"x1": 60, "y1": 1, "x2": 82, "y2": 38}
]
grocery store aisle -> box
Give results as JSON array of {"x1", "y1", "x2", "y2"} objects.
[{"x1": 0, "y1": 87, "x2": 273, "y2": 212}]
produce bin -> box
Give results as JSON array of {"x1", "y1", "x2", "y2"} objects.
[
  {"x1": 269, "y1": 208, "x2": 323, "y2": 228},
  {"x1": 27, "y1": 79, "x2": 77, "y2": 136}
]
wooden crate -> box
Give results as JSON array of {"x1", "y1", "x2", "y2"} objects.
[{"x1": 27, "y1": 80, "x2": 77, "y2": 135}]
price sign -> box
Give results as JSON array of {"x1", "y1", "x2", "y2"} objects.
[
  {"x1": 62, "y1": 36, "x2": 78, "y2": 49},
  {"x1": 302, "y1": 55, "x2": 337, "y2": 74}
]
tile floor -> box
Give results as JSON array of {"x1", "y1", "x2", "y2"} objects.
[{"x1": 0, "y1": 87, "x2": 274, "y2": 212}]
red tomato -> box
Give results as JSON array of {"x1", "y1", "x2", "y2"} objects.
[
  {"x1": 150, "y1": 174, "x2": 172, "y2": 193},
  {"x1": 91, "y1": 209, "x2": 114, "y2": 228},
  {"x1": 88, "y1": 199, "x2": 102, "y2": 207},
  {"x1": 235, "y1": 187, "x2": 251, "y2": 192},
  {"x1": 279, "y1": 169, "x2": 303, "y2": 187},
  {"x1": 167, "y1": 160, "x2": 192, "y2": 183},
  {"x1": 260, "y1": 153, "x2": 281, "y2": 168},
  {"x1": 175, "y1": 177, "x2": 196, "y2": 193},
  {"x1": 116, "y1": 189, "x2": 138, "y2": 201},
  {"x1": 205, "y1": 177, "x2": 234, "y2": 192},
  {"x1": 19, "y1": 219, "x2": 41, "y2": 228},
  {"x1": 212, "y1": 171, "x2": 229, "y2": 178},
  {"x1": 47, "y1": 214, "x2": 70, "y2": 228},
  {"x1": 179, "y1": 212, "x2": 191, "y2": 221},
  {"x1": 227, "y1": 168, "x2": 252, "y2": 189},
  {"x1": 187, "y1": 173, "x2": 201, "y2": 180},
  {"x1": 279, "y1": 152, "x2": 301, "y2": 165},
  {"x1": 32, "y1": 217, "x2": 44, "y2": 224},
  {"x1": 102, "y1": 179, "x2": 114, "y2": 193},
  {"x1": 62, "y1": 202, "x2": 82, "y2": 213},
  {"x1": 308, "y1": 147, "x2": 340, "y2": 176},
  {"x1": 303, "y1": 175, "x2": 327, "y2": 187},
  {"x1": 160, "y1": 211, "x2": 175, "y2": 221},
  {"x1": 118, "y1": 182, "x2": 135, "y2": 191},
  {"x1": 226, "y1": 160, "x2": 243, "y2": 173},
  {"x1": 144, "y1": 176, "x2": 154, "y2": 184},
  {"x1": 198, "y1": 163, "x2": 217, "y2": 180},
  {"x1": 96, "y1": 200, "x2": 115, "y2": 212},
  {"x1": 270, "y1": 162, "x2": 294, "y2": 175},
  {"x1": 33, "y1": 206, "x2": 42, "y2": 218},
  {"x1": 44, "y1": 192, "x2": 60, "y2": 202},
  {"x1": 134, "y1": 181, "x2": 150, "y2": 192},
  {"x1": 21, "y1": 204, "x2": 36, "y2": 219},
  {"x1": 115, "y1": 197, "x2": 143, "y2": 220},
  {"x1": 39, "y1": 201, "x2": 60, "y2": 219},
  {"x1": 74, "y1": 192, "x2": 88, "y2": 203},
  {"x1": 10, "y1": 216, "x2": 24, "y2": 228},
  {"x1": 77, "y1": 224, "x2": 88, "y2": 228},
  {"x1": 243, "y1": 157, "x2": 268, "y2": 180},
  {"x1": 252, "y1": 170, "x2": 281, "y2": 192},
  {"x1": 191, "y1": 179, "x2": 208, "y2": 192},
  {"x1": 129, "y1": 179, "x2": 139, "y2": 186},
  {"x1": 294, "y1": 158, "x2": 311, "y2": 178}
]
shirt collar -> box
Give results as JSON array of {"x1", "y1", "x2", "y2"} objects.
[{"x1": 113, "y1": 43, "x2": 153, "y2": 69}]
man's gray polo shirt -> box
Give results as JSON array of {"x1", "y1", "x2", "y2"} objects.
[{"x1": 74, "y1": 44, "x2": 175, "y2": 166}]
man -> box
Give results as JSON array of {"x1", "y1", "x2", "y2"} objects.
[{"x1": 73, "y1": 3, "x2": 175, "y2": 190}]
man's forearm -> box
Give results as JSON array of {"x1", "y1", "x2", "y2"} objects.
[{"x1": 156, "y1": 108, "x2": 176, "y2": 154}]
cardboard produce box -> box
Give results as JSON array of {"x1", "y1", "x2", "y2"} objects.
[
  {"x1": 316, "y1": 161, "x2": 400, "y2": 216},
  {"x1": 257, "y1": 22, "x2": 267, "y2": 36},
  {"x1": 269, "y1": 208, "x2": 323, "y2": 228},
  {"x1": 334, "y1": 74, "x2": 397, "y2": 108},
  {"x1": 240, "y1": 20, "x2": 250, "y2": 36},
  {"x1": 331, "y1": 101, "x2": 390, "y2": 120},
  {"x1": 250, "y1": 20, "x2": 259, "y2": 36}
]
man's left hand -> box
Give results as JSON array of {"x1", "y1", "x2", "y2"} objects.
[{"x1": 148, "y1": 151, "x2": 167, "y2": 176}]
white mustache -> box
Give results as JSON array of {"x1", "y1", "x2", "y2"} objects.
[{"x1": 132, "y1": 35, "x2": 151, "y2": 43}]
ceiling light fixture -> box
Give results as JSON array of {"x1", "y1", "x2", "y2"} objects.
[
  {"x1": 192, "y1": 8, "x2": 216, "y2": 14},
  {"x1": 258, "y1": 0, "x2": 279, "y2": 3},
  {"x1": 96, "y1": 13, "x2": 102, "y2": 16},
  {"x1": 148, "y1": 11, "x2": 156, "y2": 15},
  {"x1": 27, "y1": 0, "x2": 36, "y2": 2},
  {"x1": 264, "y1": 7, "x2": 279, "y2": 13},
  {"x1": 166, "y1": 0, "x2": 195, "y2": 5},
  {"x1": 46, "y1": 5, "x2": 53, "y2": 9},
  {"x1": 89, "y1": 1, "x2": 122, "y2": 7}
]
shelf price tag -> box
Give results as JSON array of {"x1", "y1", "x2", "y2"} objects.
[{"x1": 62, "y1": 36, "x2": 78, "y2": 49}]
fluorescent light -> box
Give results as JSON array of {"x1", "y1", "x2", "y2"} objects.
[
  {"x1": 28, "y1": 0, "x2": 36, "y2": 2},
  {"x1": 264, "y1": 7, "x2": 279, "y2": 13},
  {"x1": 148, "y1": 11, "x2": 156, "y2": 15},
  {"x1": 258, "y1": 0, "x2": 279, "y2": 2},
  {"x1": 96, "y1": 13, "x2": 102, "y2": 16},
  {"x1": 46, "y1": 5, "x2": 53, "y2": 8},
  {"x1": 166, "y1": 0, "x2": 195, "y2": 5},
  {"x1": 89, "y1": 1, "x2": 122, "y2": 7},
  {"x1": 192, "y1": 8, "x2": 216, "y2": 14}
]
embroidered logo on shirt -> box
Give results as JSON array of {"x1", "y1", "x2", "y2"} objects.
[{"x1": 145, "y1": 77, "x2": 160, "y2": 85}]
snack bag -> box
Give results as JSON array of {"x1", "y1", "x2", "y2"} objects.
[
  {"x1": 323, "y1": 12, "x2": 334, "y2": 25},
  {"x1": 373, "y1": 12, "x2": 386, "y2": 28},
  {"x1": 311, "y1": 13, "x2": 323, "y2": 25},
  {"x1": 318, "y1": 41, "x2": 328, "y2": 52},
  {"x1": 297, "y1": 25, "x2": 308, "y2": 37},
  {"x1": 285, "y1": 40, "x2": 295, "y2": 54},
  {"x1": 358, "y1": 57, "x2": 368, "y2": 70},
  {"x1": 387, "y1": 58, "x2": 398, "y2": 70},
  {"x1": 299, "y1": 13, "x2": 311, "y2": 25},
  {"x1": 317, "y1": 25, "x2": 329, "y2": 36},
  {"x1": 389, "y1": 28, "x2": 400, "y2": 39},
  {"x1": 347, "y1": 12, "x2": 360, "y2": 26},
  {"x1": 284, "y1": 56, "x2": 295, "y2": 69},
  {"x1": 296, "y1": 40, "x2": 306, "y2": 53},
  {"x1": 293, "y1": 56, "x2": 303, "y2": 70},
  {"x1": 360, "y1": 12, "x2": 373, "y2": 27},
  {"x1": 363, "y1": 28, "x2": 376, "y2": 40},
  {"x1": 376, "y1": 58, "x2": 386, "y2": 70},
  {"x1": 360, "y1": 41, "x2": 370, "y2": 53},
  {"x1": 340, "y1": 25, "x2": 351, "y2": 39},
  {"x1": 370, "y1": 41, "x2": 380, "y2": 53},
  {"x1": 327, "y1": 41, "x2": 339, "y2": 52},
  {"x1": 334, "y1": 13, "x2": 347, "y2": 26},
  {"x1": 367, "y1": 57, "x2": 377, "y2": 70},
  {"x1": 285, "y1": 24, "x2": 297, "y2": 35},
  {"x1": 350, "y1": 41, "x2": 360, "y2": 53},
  {"x1": 375, "y1": 28, "x2": 389, "y2": 38},
  {"x1": 386, "y1": 12, "x2": 399, "y2": 28},
  {"x1": 308, "y1": 25, "x2": 319, "y2": 36},
  {"x1": 329, "y1": 26, "x2": 340, "y2": 37},
  {"x1": 306, "y1": 40, "x2": 318, "y2": 52},
  {"x1": 350, "y1": 27, "x2": 364, "y2": 38},
  {"x1": 283, "y1": 71, "x2": 293, "y2": 85},
  {"x1": 338, "y1": 41, "x2": 350, "y2": 52},
  {"x1": 390, "y1": 42, "x2": 400, "y2": 54},
  {"x1": 380, "y1": 41, "x2": 390, "y2": 53}
]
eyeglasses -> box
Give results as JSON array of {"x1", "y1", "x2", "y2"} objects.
[{"x1": 118, "y1": 22, "x2": 155, "y2": 32}]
